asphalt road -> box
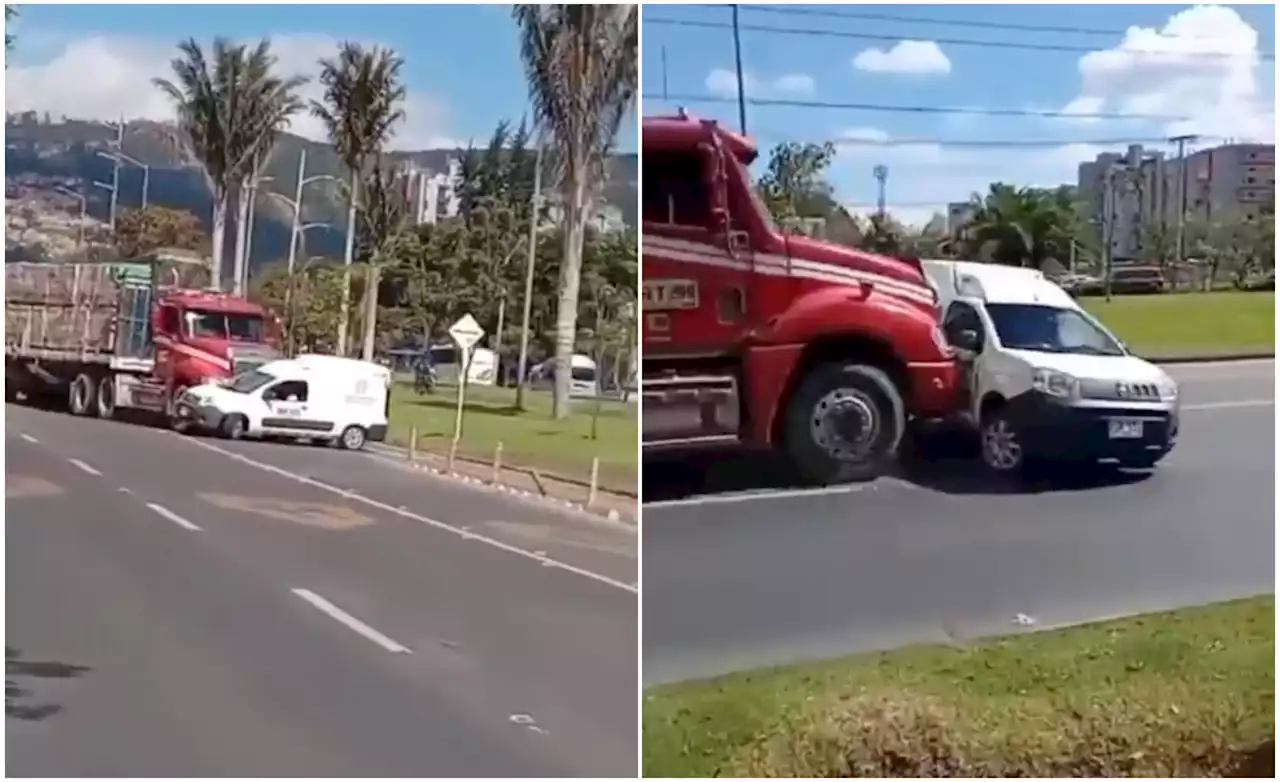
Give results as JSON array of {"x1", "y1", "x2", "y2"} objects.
[
  {"x1": 643, "y1": 360, "x2": 1275, "y2": 685},
  {"x1": 6, "y1": 403, "x2": 636, "y2": 777}
]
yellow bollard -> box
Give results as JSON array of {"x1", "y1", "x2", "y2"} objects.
[
  {"x1": 492, "y1": 442, "x2": 503, "y2": 484},
  {"x1": 587, "y1": 456, "x2": 600, "y2": 508}
]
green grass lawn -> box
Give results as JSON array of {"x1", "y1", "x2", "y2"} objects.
[
  {"x1": 1082, "y1": 291, "x2": 1275, "y2": 357},
  {"x1": 386, "y1": 381, "x2": 637, "y2": 491},
  {"x1": 644, "y1": 596, "x2": 1274, "y2": 778}
]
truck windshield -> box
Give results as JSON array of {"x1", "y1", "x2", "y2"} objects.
[
  {"x1": 185, "y1": 310, "x2": 265, "y2": 342},
  {"x1": 226, "y1": 370, "x2": 275, "y2": 394},
  {"x1": 733, "y1": 155, "x2": 777, "y2": 233},
  {"x1": 985, "y1": 303, "x2": 1126, "y2": 357}
]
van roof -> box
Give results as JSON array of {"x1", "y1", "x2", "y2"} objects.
[
  {"x1": 259, "y1": 354, "x2": 390, "y2": 381},
  {"x1": 921, "y1": 260, "x2": 1078, "y2": 310}
]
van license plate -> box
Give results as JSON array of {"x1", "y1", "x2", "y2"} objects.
[{"x1": 1108, "y1": 419, "x2": 1143, "y2": 439}]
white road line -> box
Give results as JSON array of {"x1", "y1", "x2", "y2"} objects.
[
  {"x1": 173, "y1": 435, "x2": 637, "y2": 594},
  {"x1": 67, "y1": 458, "x2": 102, "y2": 476},
  {"x1": 145, "y1": 502, "x2": 202, "y2": 531},
  {"x1": 19, "y1": 433, "x2": 38, "y2": 443},
  {"x1": 1182, "y1": 399, "x2": 1274, "y2": 411},
  {"x1": 291, "y1": 588, "x2": 412, "y2": 654},
  {"x1": 646, "y1": 483, "x2": 875, "y2": 510}
]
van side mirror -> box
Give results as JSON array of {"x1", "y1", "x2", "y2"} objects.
[{"x1": 951, "y1": 328, "x2": 983, "y2": 353}]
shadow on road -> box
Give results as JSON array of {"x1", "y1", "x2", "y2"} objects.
[
  {"x1": 643, "y1": 435, "x2": 1154, "y2": 503},
  {"x1": 6, "y1": 646, "x2": 91, "y2": 721}
]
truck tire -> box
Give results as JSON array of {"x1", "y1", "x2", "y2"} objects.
[
  {"x1": 782, "y1": 362, "x2": 906, "y2": 485},
  {"x1": 68, "y1": 373, "x2": 96, "y2": 416},
  {"x1": 95, "y1": 376, "x2": 117, "y2": 419}
]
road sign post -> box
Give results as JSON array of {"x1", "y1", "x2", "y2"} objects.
[{"x1": 447, "y1": 314, "x2": 485, "y2": 449}]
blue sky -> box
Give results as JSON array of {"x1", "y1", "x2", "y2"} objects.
[
  {"x1": 5, "y1": 3, "x2": 637, "y2": 152},
  {"x1": 642, "y1": 3, "x2": 1275, "y2": 224}
]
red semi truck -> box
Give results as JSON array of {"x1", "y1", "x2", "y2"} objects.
[
  {"x1": 5, "y1": 253, "x2": 281, "y2": 422},
  {"x1": 641, "y1": 113, "x2": 962, "y2": 484}
]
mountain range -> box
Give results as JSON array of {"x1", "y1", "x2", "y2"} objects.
[{"x1": 4, "y1": 113, "x2": 638, "y2": 269}]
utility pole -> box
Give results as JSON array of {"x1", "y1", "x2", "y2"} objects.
[
  {"x1": 515, "y1": 135, "x2": 544, "y2": 412},
  {"x1": 873, "y1": 164, "x2": 888, "y2": 219},
  {"x1": 1171, "y1": 134, "x2": 1197, "y2": 266},
  {"x1": 731, "y1": 4, "x2": 748, "y2": 134},
  {"x1": 93, "y1": 118, "x2": 125, "y2": 233}
]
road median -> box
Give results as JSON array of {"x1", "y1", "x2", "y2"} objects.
[{"x1": 643, "y1": 596, "x2": 1274, "y2": 778}]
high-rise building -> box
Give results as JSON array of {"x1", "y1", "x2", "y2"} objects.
[{"x1": 1077, "y1": 141, "x2": 1274, "y2": 262}]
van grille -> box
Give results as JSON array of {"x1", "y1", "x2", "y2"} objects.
[{"x1": 1082, "y1": 379, "x2": 1161, "y2": 401}]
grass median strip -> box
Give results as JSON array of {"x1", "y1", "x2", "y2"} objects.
[
  {"x1": 1082, "y1": 291, "x2": 1275, "y2": 357},
  {"x1": 386, "y1": 382, "x2": 637, "y2": 492},
  {"x1": 643, "y1": 596, "x2": 1274, "y2": 778}
]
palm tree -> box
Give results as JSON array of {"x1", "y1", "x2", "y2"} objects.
[
  {"x1": 351, "y1": 159, "x2": 416, "y2": 361},
  {"x1": 512, "y1": 4, "x2": 638, "y2": 420},
  {"x1": 228, "y1": 41, "x2": 307, "y2": 295},
  {"x1": 6, "y1": 6, "x2": 17, "y2": 55},
  {"x1": 312, "y1": 42, "x2": 407, "y2": 356},
  {"x1": 964, "y1": 183, "x2": 1076, "y2": 269},
  {"x1": 155, "y1": 38, "x2": 305, "y2": 289}
]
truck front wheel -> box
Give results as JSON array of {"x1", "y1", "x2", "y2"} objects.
[
  {"x1": 782, "y1": 363, "x2": 906, "y2": 485},
  {"x1": 68, "y1": 373, "x2": 96, "y2": 416}
]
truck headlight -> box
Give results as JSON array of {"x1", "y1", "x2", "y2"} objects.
[{"x1": 1032, "y1": 368, "x2": 1080, "y2": 399}]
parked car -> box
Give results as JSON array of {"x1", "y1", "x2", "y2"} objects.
[{"x1": 1107, "y1": 266, "x2": 1166, "y2": 294}]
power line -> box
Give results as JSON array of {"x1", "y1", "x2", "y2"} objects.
[
  {"x1": 646, "y1": 93, "x2": 1189, "y2": 121},
  {"x1": 825, "y1": 136, "x2": 1216, "y2": 149},
  {"x1": 645, "y1": 17, "x2": 1275, "y2": 62},
  {"x1": 732, "y1": 4, "x2": 1274, "y2": 51}
]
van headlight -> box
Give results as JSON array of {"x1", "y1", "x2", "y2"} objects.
[
  {"x1": 1032, "y1": 368, "x2": 1080, "y2": 399},
  {"x1": 1159, "y1": 380, "x2": 1179, "y2": 402}
]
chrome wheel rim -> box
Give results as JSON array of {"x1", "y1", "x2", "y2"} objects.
[
  {"x1": 809, "y1": 388, "x2": 880, "y2": 461},
  {"x1": 981, "y1": 419, "x2": 1022, "y2": 470}
]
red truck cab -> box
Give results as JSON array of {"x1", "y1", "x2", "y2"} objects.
[
  {"x1": 140, "y1": 288, "x2": 281, "y2": 416},
  {"x1": 641, "y1": 113, "x2": 960, "y2": 484}
]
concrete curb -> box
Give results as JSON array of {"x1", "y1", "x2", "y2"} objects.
[
  {"x1": 365, "y1": 443, "x2": 639, "y2": 527},
  {"x1": 1145, "y1": 352, "x2": 1274, "y2": 365}
]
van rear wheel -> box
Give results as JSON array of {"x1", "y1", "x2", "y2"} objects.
[
  {"x1": 782, "y1": 362, "x2": 905, "y2": 485},
  {"x1": 338, "y1": 425, "x2": 367, "y2": 451}
]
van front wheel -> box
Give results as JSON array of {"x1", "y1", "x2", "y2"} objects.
[
  {"x1": 338, "y1": 425, "x2": 367, "y2": 451},
  {"x1": 782, "y1": 362, "x2": 905, "y2": 485}
]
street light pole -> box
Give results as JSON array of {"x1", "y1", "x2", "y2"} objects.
[{"x1": 515, "y1": 134, "x2": 544, "y2": 411}]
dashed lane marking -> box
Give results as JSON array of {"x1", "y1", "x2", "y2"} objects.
[
  {"x1": 291, "y1": 588, "x2": 412, "y2": 654},
  {"x1": 146, "y1": 502, "x2": 202, "y2": 532},
  {"x1": 173, "y1": 434, "x2": 636, "y2": 594},
  {"x1": 1181, "y1": 399, "x2": 1274, "y2": 412},
  {"x1": 19, "y1": 433, "x2": 38, "y2": 444},
  {"x1": 67, "y1": 458, "x2": 102, "y2": 477}
]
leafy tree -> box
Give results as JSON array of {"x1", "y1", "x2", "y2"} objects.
[
  {"x1": 513, "y1": 3, "x2": 638, "y2": 419},
  {"x1": 351, "y1": 159, "x2": 416, "y2": 360},
  {"x1": 114, "y1": 205, "x2": 207, "y2": 258},
  {"x1": 5, "y1": 5, "x2": 16, "y2": 56},
  {"x1": 756, "y1": 141, "x2": 838, "y2": 222},
  {"x1": 312, "y1": 42, "x2": 407, "y2": 356}
]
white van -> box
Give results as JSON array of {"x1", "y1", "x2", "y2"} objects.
[
  {"x1": 427, "y1": 344, "x2": 497, "y2": 386},
  {"x1": 173, "y1": 354, "x2": 391, "y2": 451},
  {"x1": 922, "y1": 260, "x2": 1180, "y2": 476},
  {"x1": 531, "y1": 354, "x2": 599, "y2": 397}
]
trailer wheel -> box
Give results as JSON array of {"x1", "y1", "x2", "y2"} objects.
[
  {"x1": 95, "y1": 376, "x2": 117, "y2": 419},
  {"x1": 782, "y1": 362, "x2": 905, "y2": 485},
  {"x1": 68, "y1": 373, "x2": 97, "y2": 416}
]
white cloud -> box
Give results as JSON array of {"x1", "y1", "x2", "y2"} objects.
[
  {"x1": 852, "y1": 40, "x2": 951, "y2": 76},
  {"x1": 705, "y1": 67, "x2": 816, "y2": 98},
  {"x1": 1059, "y1": 5, "x2": 1274, "y2": 140},
  {"x1": 5, "y1": 33, "x2": 457, "y2": 150}
]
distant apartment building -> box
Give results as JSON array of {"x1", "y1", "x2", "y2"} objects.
[
  {"x1": 1077, "y1": 142, "x2": 1275, "y2": 262},
  {"x1": 396, "y1": 158, "x2": 463, "y2": 225}
]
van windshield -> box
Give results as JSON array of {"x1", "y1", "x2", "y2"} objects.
[
  {"x1": 227, "y1": 370, "x2": 276, "y2": 394},
  {"x1": 985, "y1": 303, "x2": 1125, "y2": 357}
]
